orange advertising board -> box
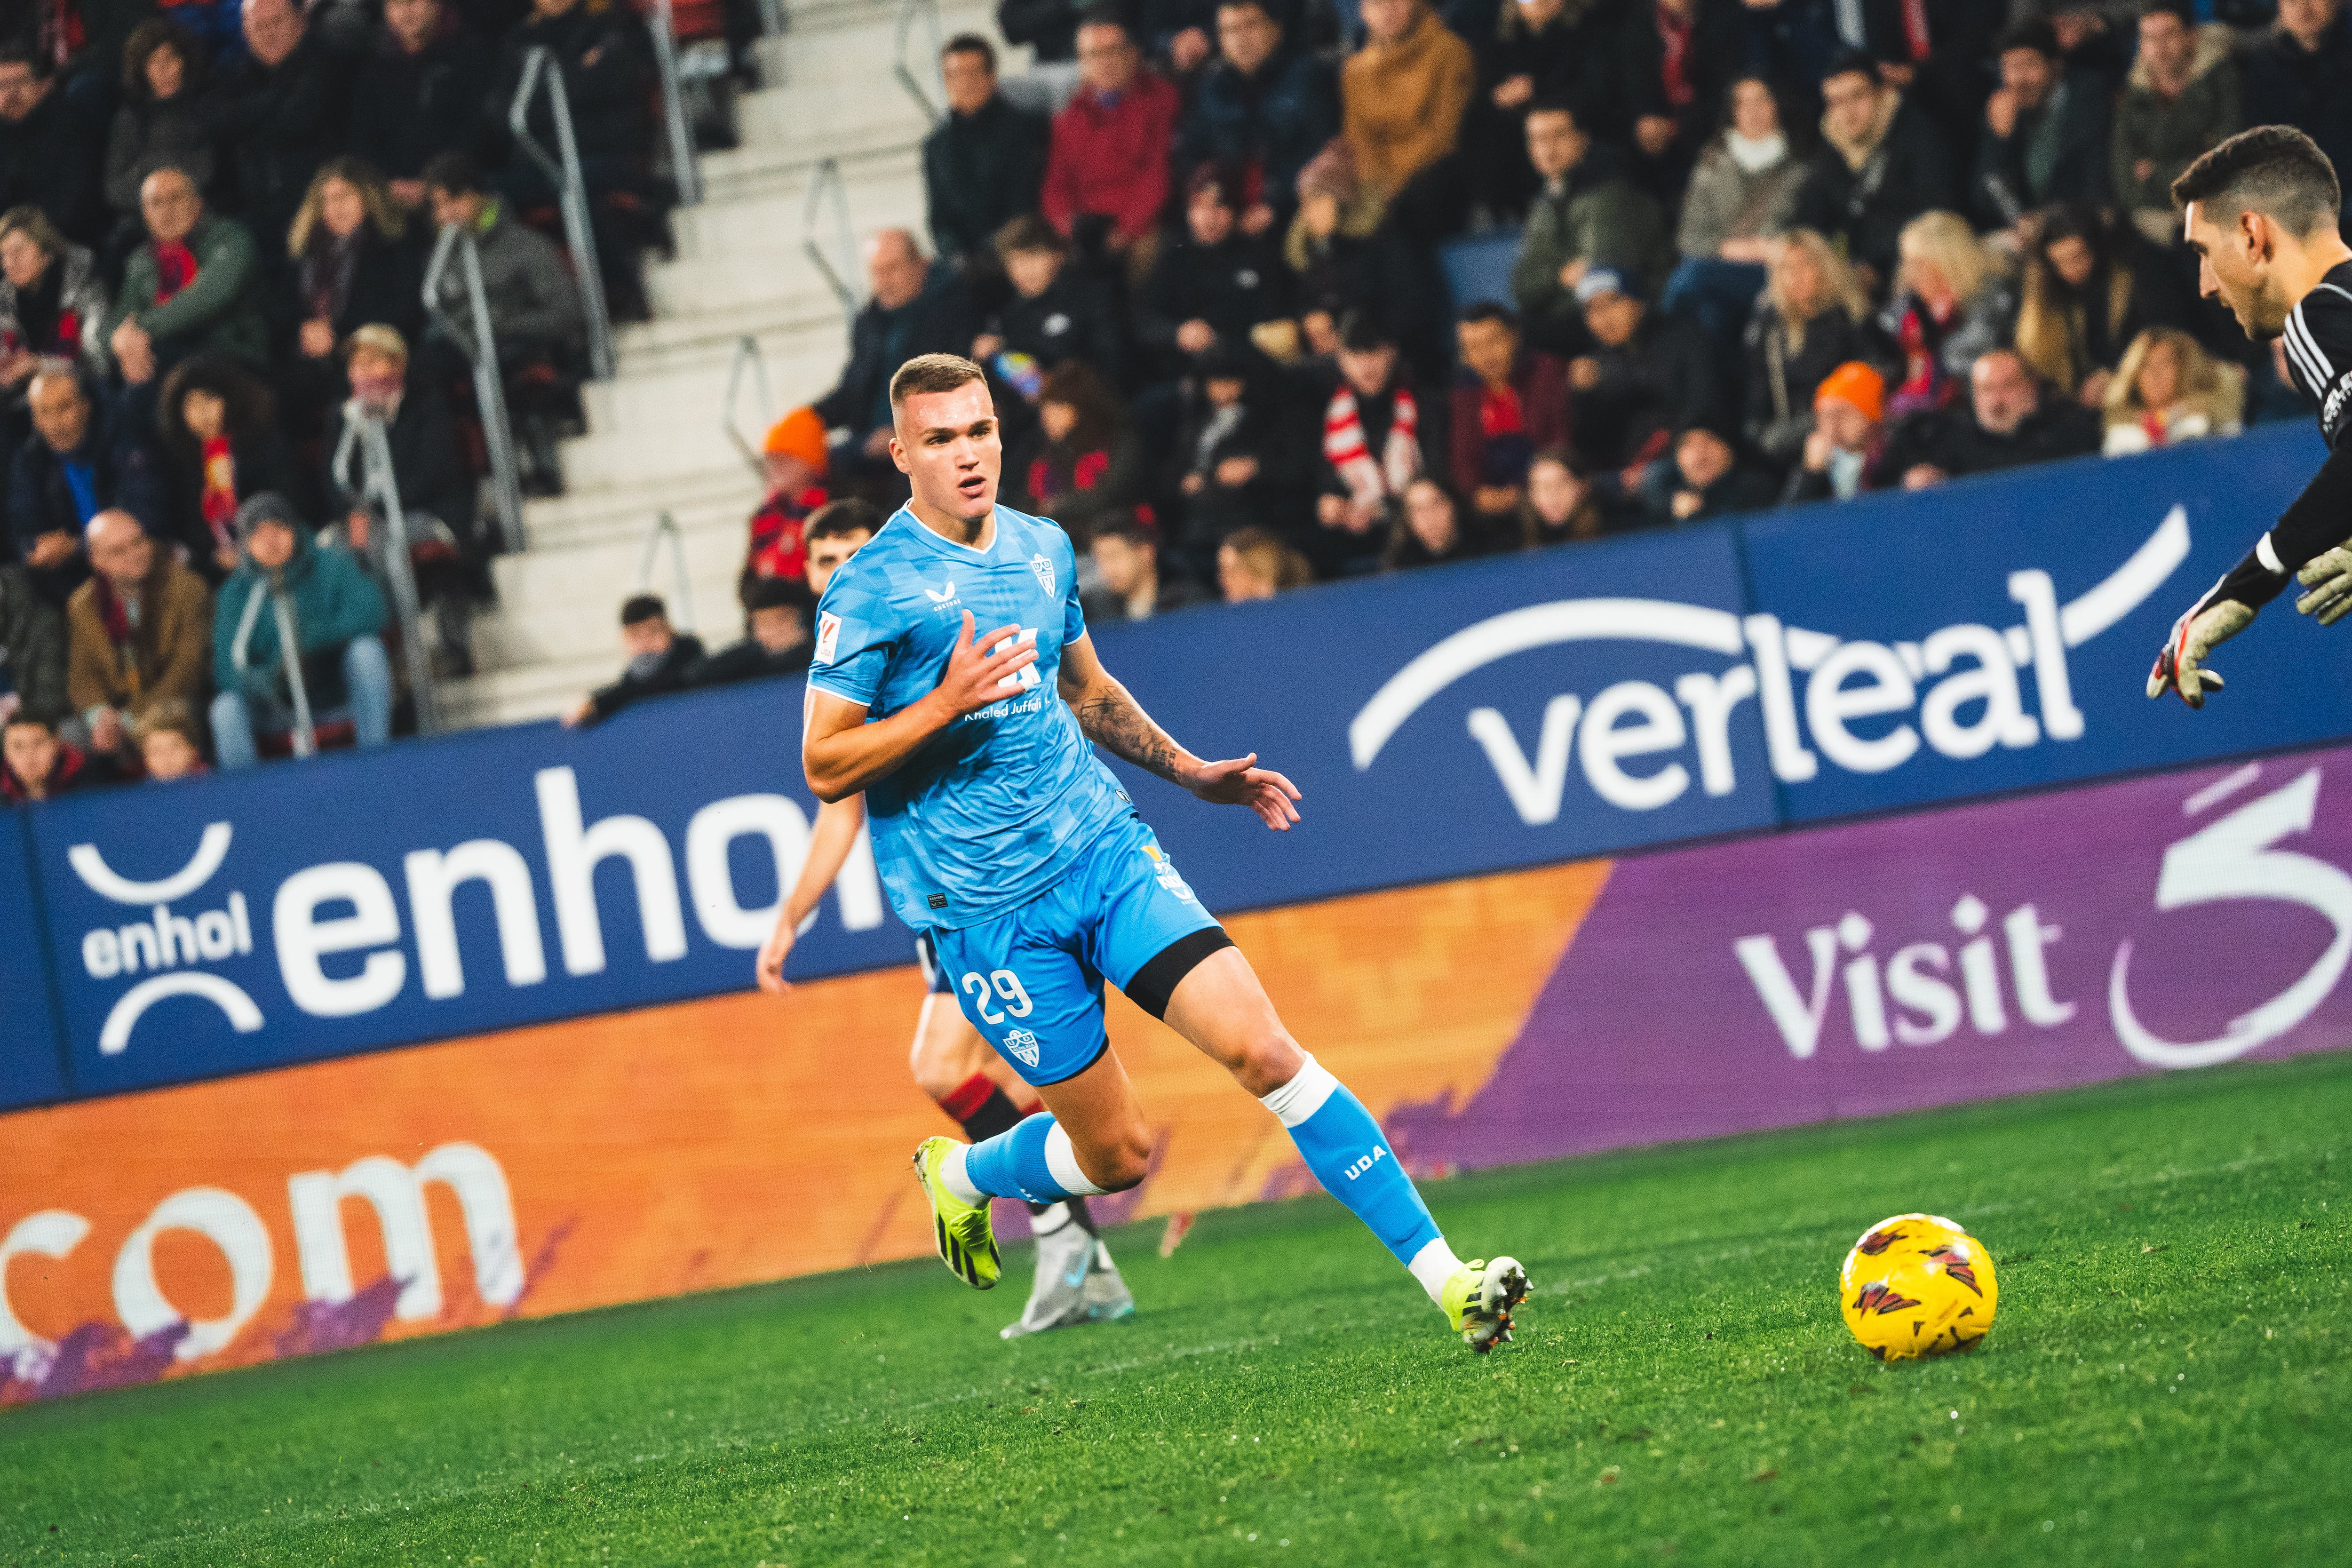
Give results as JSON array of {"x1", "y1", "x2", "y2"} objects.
[{"x1": 0, "y1": 861, "x2": 1607, "y2": 1403}]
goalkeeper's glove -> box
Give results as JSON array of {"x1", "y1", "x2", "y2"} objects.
[
  {"x1": 2295, "y1": 545, "x2": 2352, "y2": 625},
  {"x1": 2146, "y1": 598, "x2": 2252, "y2": 709}
]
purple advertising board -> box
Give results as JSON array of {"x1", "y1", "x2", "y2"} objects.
[{"x1": 1391, "y1": 745, "x2": 2352, "y2": 1169}]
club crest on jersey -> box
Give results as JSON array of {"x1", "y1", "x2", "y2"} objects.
[
  {"x1": 1004, "y1": 1027, "x2": 1041, "y2": 1067},
  {"x1": 1030, "y1": 553, "x2": 1057, "y2": 598},
  {"x1": 923, "y1": 577, "x2": 961, "y2": 613},
  {"x1": 815, "y1": 611, "x2": 841, "y2": 665}
]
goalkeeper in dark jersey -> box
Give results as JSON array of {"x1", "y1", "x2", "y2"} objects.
[{"x1": 2148, "y1": 126, "x2": 2352, "y2": 706}]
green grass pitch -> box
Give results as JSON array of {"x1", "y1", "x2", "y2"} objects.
[{"x1": 7, "y1": 1051, "x2": 2349, "y2": 1567}]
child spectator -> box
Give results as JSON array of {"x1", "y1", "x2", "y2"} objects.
[
  {"x1": 1083, "y1": 514, "x2": 1205, "y2": 623},
  {"x1": 1742, "y1": 229, "x2": 1887, "y2": 469},
  {"x1": 0, "y1": 207, "x2": 111, "y2": 402},
  {"x1": 2101, "y1": 327, "x2": 2245, "y2": 456},
  {"x1": 1216, "y1": 524, "x2": 1310, "y2": 601},
  {"x1": 349, "y1": 0, "x2": 495, "y2": 213},
  {"x1": 1013, "y1": 361, "x2": 1141, "y2": 540},
  {"x1": 104, "y1": 22, "x2": 216, "y2": 251},
  {"x1": 1786, "y1": 359, "x2": 1891, "y2": 502},
  {"x1": 1315, "y1": 312, "x2": 1437, "y2": 576},
  {"x1": 1041, "y1": 13, "x2": 1181, "y2": 274},
  {"x1": 1512, "y1": 101, "x2": 1669, "y2": 356},
  {"x1": 977, "y1": 216, "x2": 1127, "y2": 395},
  {"x1": 0, "y1": 563, "x2": 66, "y2": 724},
  {"x1": 691, "y1": 575, "x2": 814, "y2": 688},
  {"x1": 802, "y1": 499, "x2": 881, "y2": 597},
  {"x1": 210, "y1": 493, "x2": 393, "y2": 767},
  {"x1": 562, "y1": 593, "x2": 705, "y2": 728},
  {"x1": 1450, "y1": 303, "x2": 1567, "y2": 521},
  {"x1": 1667, "y1": 74, "x2": 1804, "y2": 347},
  {"x1": 111, "y1": 167, "x2": 270, "y2": 386},
  {"x1": 1, "y1": 712, "x2": 112, "y2": 803},
  {"x1": 1341, "y1": 0, "x2": 1473, "y2": 236},
  {"x1": 1180, "y1": 0, "x2": 1337, "y2": 234},
  {"x1": 2110, "y1": 1, "x2": 2239, "y2": 245},
  {"x1": 923, "y1": 35, "x2": 1050, "y2": 268},
  {"x1": 1136, "y1": 165, "x2": 1290, "y2": 382},
  {"x1": 2013, "y1": 205, "x2": 2192, "y2": 410},
  {"x1": 159, "y1": 354, "x2": 298, "y2": 579},
  {"x1": 745, "y1": 406, "x2": 831, "y2": 597},
  {"x1": 1383, "y1": 474, "x2": 1508, "y2": 570},
  {"x1": 134, "y1": 696, "x2": 207, "y2": 780},
  {"x1": 1881, "y1": 211, "x2": 2015, "y2": 420},
  {"x1": 8, "y1": 366, "x2": 167, "y2": 607},
  {"x1": 1169, "y1": 346, "x2": 1304, "y2": 570},
  {"x1": 1625, "y1": 421, "x2": 1777, "y2": 527},
  {"x1": 66, "y1": 509, "x2": 212, "y2": 771}
]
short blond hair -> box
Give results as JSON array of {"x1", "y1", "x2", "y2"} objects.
[{"x1": 889, "y1": 352, "x2": 986, "y2": 410}]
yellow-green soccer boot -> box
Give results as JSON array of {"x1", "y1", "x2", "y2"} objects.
[
  {"x1": 912, "y1": 1136, "x2": 1001, "y2": 1289},
  {"x1": 1442, "y1": 1256, "x2": 1530, "y2": 1353}
]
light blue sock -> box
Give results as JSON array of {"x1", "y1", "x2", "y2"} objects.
[
  {"x1": 1263, "y1": 1057, "x2": 1445, "y2": 1270},
  {"x1": 959, "y1": 1113, "x2": 1105, "y2": 1206}
]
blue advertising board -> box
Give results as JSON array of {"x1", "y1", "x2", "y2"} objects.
[{"x1": 6, "y1": 424, "x2": 2350, "y2": 1105}]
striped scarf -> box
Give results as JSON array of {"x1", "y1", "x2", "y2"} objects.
[{"x1": 1323, "y1": 384, "x2": 1419, "y2": 503}]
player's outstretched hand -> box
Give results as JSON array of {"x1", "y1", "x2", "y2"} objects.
[
  {"x1": 2296, "y1": 546, "x2": 2352, "y2": 625},
  {"x1": 2147, "y1": 599, "x2": 2253, "y2": 709},
  {"x1": 933, "y1": 611, "x2": 1039, "y2": 716},
  {"x1": 755, "y1": 906, "x2": 797, "y2": 996},
  {"x1": 1187, "y1": 753, "x2": 1303, "y2": 831}
]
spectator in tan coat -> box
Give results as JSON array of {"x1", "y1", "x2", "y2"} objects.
[
  {"x1": 1341, "y1": 0, "x2": 1472, "y2": 237},
  {"x1": 65, "y1": 509, "x2": 212, "y2": 769}
]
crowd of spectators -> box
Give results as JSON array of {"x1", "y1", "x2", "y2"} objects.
[
  {"x1": 752, "y1": 0, "x2": 2344, "y2": 631},
  {"x1": 0, "y1": 0, "x2": 677, "y2": 801}
]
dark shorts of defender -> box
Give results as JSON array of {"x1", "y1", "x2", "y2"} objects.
[{"x1": 920, "y1": 814, "x2": 1232, "y2": 1087}]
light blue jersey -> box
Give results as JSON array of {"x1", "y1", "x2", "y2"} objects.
[{"x1": 807, "y1": 503, "x2": 1133, "y2": 931}]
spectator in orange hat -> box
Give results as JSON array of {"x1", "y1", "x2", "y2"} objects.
[
  {"x1": 1786, "y1": 360, "x2": 1889, "y2": 503},
  {"x1": 743, "y1": 406, "x2": 831, "y2": 608}
]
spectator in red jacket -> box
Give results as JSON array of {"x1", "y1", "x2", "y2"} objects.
[
  {"x1": 744, "y1": 406, "x2": 831, "y2": 604},
  {"x1": 1041, "y1": 11, "x2": 1182, "y2": 278},
  {"x1": 1450, "y1": 303, "x2": 1568, "y2": 523}
]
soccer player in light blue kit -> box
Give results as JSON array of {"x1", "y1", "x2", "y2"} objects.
[{"x1": 803, "y1": 353, "x2": 1528, "y2": 1351}]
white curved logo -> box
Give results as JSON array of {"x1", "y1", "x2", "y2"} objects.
[
  {"x1": 69, "y1": 823, "x2": 234, "y2": 904},
  {"x1": 98, "y1": 971, "x2": 266, "y2": 1055},
  {"x1": 2110, "y1": 767, "x2": 2352, "y2": 1067},
  {"x1": 1349, "y1": 599, "x2": 1745, "y2": 769}
]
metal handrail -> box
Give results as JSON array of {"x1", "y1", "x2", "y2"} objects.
[
  {"x1": 756, "y1": 0, "x2": 784, "y2": 38},
  {"x1": 648, "y1": 0, "x2": 704, "y2": 207},
  {"x1": 509, "y1": 46, "x2": 618, "y2": 380},
  {"x1": 334, "y1": 402, "x2": 443, "y2": 736},
  {"x1": 638, "y1": 511, "x2": 697, "y2": 634},
  {"x1": 721, "y1": 334, "x2": 775, "y2": 480},
  {"x1": 801, "y1": 157, "x2": 862, "y2": 318},
  {"x1": 268, "y1": 574, "x2": 318, "y2": 758},
  {"x1": 422, "y1": 222, "x2": 528, "y2": 554},
  {"x1": 892, "y1": 0, "x2": 945, "y2": 123}
]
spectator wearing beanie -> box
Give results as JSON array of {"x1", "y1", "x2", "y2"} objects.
[
  {"x1": 1786, "y1": 358, "x2": 1891, "y2": 502},
  {"x1": 1971, "y1": 19, "x2": 2111, "y2": 233},
  {"x1": 745, "y1": 406, "x2": 831, "y2": 596},
  {"x1": 563, "y1": 593, "x2": 705, "y2": 728},
  {"x1": 110, "y1": 168, "x2": 270, "y2": 387},
  {"x1": 1511, "y1": 101, "x2": 1670, "y2": 358},
  {"x1": 692, "y1": 575, "x2": 816, "y2": 689},
  {"x1": 1341, "y1": 0, "x2": 1474, "y2": 235},
  {"x1": 0, "y1": 562, "x2": 67, "y2": 725},
  {"x1": 210, "y1": 493, "x2": 393, "y2": 768},
  {"x1": 105, "y1": 22, "x2": 218, "y2": 244},
  {"x1": 1625, "y1": 420, "x2": 1776, "y2": 527},
  {"x1": 1082, "y1": 513, "x2": 1204, "y2": 624},
  {"x1": 1040, "y1": 12, "x2": 1181, "y2": 274},
  {"x1": 1450, "y1": 303, "x2": 1567, "y2": 520},
  {"x1": 2110, "y1": 1, "x2": 2240, "y2": 246},
  {"x1": 923, "y1": 34, "x2": 1051, "y2": 267},
  {"x1": 0, "y1": 207, "x2": 112, "y2": 399},
  {"x1": 1179, "y1": 0, "x2": 1338, "y2": 234},
  {"x1": 1565, "y1": 267, "x2": 1721, "y2": 473},
  {"x1": 66, "y1": 509, "x2": 212, "y2": 771}
]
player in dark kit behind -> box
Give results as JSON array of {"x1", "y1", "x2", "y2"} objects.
[{"x1": 2147, "y1": 126, "x2": 2352, "y2": 705}]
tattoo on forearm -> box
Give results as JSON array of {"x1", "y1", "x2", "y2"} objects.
[{"x1": 1074, "y1": 683, "x2": 1186, "y2": 783}]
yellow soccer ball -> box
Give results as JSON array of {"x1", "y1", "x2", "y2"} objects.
[{"x1": 1838, "y1": 1213, "x2": 1998, "y2": 1361}]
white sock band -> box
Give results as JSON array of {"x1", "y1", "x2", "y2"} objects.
[
  {"x1": 1408, "y1": 1238, "x2": 1465, "y2": 1307},
  {"x1": 940, "y1": 1142, "x2": 986, "y2": 1206},
  {"x1": 1032, "y1": 1201, "x2": 1075, "y2": 1235},
  {"x1": 1043, "y1": 1124, "x2": 1110, "y2": 1196},
  {"x1": 1257, "y1": 1054, "x2": 1340, "y2": 1129}
]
